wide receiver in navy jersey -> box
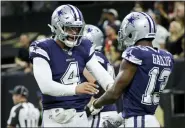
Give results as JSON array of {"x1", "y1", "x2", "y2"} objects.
[
  {"x1": 29, "y1": 5, "x2": 114, "y2": 127},
  {"x1": 82, "y1": 24, "x2": 121, "y2": 127},
  {"x1": 88, "y1": 12, "x2": 174, "y2": 127}
]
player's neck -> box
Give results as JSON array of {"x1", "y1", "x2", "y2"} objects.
[
  {"x1": 19, "y1": 98, "x2": 27, "y2": 103},
  {"x1": 56, "y1": 40, "x2": 65, "y2": 49},
  {"x1": 55, "y1": 40, "x2": 71, "y2": 51},
  {"x1": 135, "y1": 41, "x2": 153, "y2": 47}
]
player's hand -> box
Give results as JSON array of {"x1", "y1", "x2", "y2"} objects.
[
  {"x1": 76, "y1": 82, "x2": 99, "y2": 95},
  {"x1": 85, "y1": 99, "x2": 103, "y2": 117},
  {"x1": 20, "y1": 61, "x2": 28, "y2": 68}
]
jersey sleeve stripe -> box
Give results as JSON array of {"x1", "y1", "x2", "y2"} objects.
[
  {"x1": 29, "y1": 46, "x2": 50, "y2": 61},
  {"x1": 122, "y1": 52, "x2": 142, "y2": 65},
  {"x1": 89, "y1": 45, "x2": 95, "y2": 56},
  {"x1": 95, "y1": 55, "x2": 104, "y2": 64}
]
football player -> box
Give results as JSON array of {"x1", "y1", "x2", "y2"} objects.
[
  {"x1": 88, "y1": 12, "x2": 174, "y2": 127},
  {"x1": 29, "y1": 5, "x2": 114, "y2": 127},
  {"x1": 82, "y1": 24, "x2": 120, "y2": 127}
]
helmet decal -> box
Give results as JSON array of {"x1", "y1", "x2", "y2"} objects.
[
  {"x1": 118, "y1": 12, "x2": 156, "y2": 47},
  {"x1": 127, "y1": 14, "x2": 140, "y2": 28}
]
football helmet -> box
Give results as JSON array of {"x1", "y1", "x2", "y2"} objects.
[
  {"x1": 118, "y1": 12, "x2": 156, "y2": 47},
  {"x1": 48, "y1": 4, "x2": 85, "y2": 48},
  {"x1": 83, "y1": 24, "x2": 104, "y2": 51}
]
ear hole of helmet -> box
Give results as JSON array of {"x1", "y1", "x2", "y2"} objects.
[
  {"x1": 53, "y1": 26, "x2": 57, "y2": 30},
  {"x1": 62, "y1": 26, "x2": 65, "y2": 31},
  {"x1": 128, "y1": 33, "x2": 132, "y2": 38}
]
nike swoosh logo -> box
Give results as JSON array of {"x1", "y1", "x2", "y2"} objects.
[
  {"x1": 79, "y1": 114, "x2": 83, "y2": 117},
  {"x1": 56, "y1": 113, "x2": 60, "y2": 117}
]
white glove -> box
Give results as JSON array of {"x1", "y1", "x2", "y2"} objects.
[
  {"x1": 89, "y1": 100, "x2": 103, "y2": 115},
  {"x1": 50, "y1": 108, "x2": 76, "y2": 124},
  {"x1": 102, "y1": 112, "x2": 123, "y2": 128}
]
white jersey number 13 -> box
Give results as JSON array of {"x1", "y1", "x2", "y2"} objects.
[{"x1": 142, "y1": 67, "x2": 171, "y2": 105}]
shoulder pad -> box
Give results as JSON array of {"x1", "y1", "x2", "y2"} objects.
[{"x1": 122, "y1": 46, "x2": 143, "y2": 65}]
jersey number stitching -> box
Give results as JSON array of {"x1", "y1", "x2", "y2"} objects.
[
  {"x1": 60, "y1": 62, "x2": 80, "y2": 85},
  {"x1": 142, "y1": 67, "x2": 171, "y2": 105}
]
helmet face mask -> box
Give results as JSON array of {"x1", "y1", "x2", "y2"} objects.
[
  {"x1": 118, "y1": 28, "x2": 126, "y2": 48},
  {"x1": 64, "y1": 26, "x2": 84, "y2": 40},
  {"x1": 49, "y1": 5, "x2": 85, "y2": 48},
  {"x1": 118, "y1": 28, "x2": 135, "y2": 49},
  {"x1": 57, "y1": 22, "x2": 85, "y2": 47}
]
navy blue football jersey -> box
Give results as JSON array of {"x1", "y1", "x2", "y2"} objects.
[
  {"x1": 29, "y1": 38, "x2": 95, "y2": 112},
  {"x1": 121, "y1": 46, "x2": 174, "y2": 118},
  {"x1": 94, "y1": 51, "x2": 116, "y2": 112}
]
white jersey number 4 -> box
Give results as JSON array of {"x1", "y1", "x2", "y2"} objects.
[
  {"x1": 60, "y1": 62, "x2": 80, "y2": 85},
  {"x1": 142, "y1": 67, "x2": 171, "y2": 105}
]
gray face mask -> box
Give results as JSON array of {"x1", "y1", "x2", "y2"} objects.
[{"x1": 48, "y1": 4, "x2": 85, "y2": 48}]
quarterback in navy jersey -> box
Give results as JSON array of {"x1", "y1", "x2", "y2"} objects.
[
  {"x1": 29, "y1": 5, "x2": 114, "y2": 127},
  {"x1": 89, "y1": 12, "x2": 174, "y2": 127},
  {"x1": 83, "y1": 24, "x2": 120, "y2": 127}
]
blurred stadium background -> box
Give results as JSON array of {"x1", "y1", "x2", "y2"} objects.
[{"x1": 1, "y1": 1, "x2": 185, "y2": 128}]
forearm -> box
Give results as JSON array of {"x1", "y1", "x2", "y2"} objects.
[
  {"x1": 35, "y1": 76, "x2": 77, "y2": 97},
  {"x1": 94, "y1": 60, "x2": 137, "y2": 108},
  {"x1": 83, "y1": 68, "x2": 96, "y2": 83},
  {"x1": 94, "y1": 72, "x2": 125, "y2": 108},
  {"x1": 86, "y1": 55, "x2": 114, "y2": 90},
  {"x1": 33, "y1": 57, "x2": 77, "y2": 96},
  {"x1": 15, "y1": 57, "x2": 21, "y2": 64},
  {"x1": 94, "y1": 88, "x2": 117, "y2": 108},
  {"x1": 160, "y1": 10, "x2": 168, "y2": 19}
]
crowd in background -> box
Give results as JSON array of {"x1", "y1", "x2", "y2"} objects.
[
  {"x1": 98, "y1": 1, "x2": 184, "y2": 74},
  {"x1": 1, "y1": 1, "x2": 104, "y2": 16},
  {"x1": 1, "y1": 2, "x2": 184, "y2": 127},
  {"x1": 2, "y1": 1, "x2": 185, "y2": 75}
]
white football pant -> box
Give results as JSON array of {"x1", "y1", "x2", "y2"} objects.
[
  {"x1": 42, "y1": 109, "x2": 88, "y2": 127},
  {"x1": 120, "y1": 115, "x2": 160, "y2": 127},
  {"x1": 88, "y1": 111, "x2": 118, "y2": 127}
]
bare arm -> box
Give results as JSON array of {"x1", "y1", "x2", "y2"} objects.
[
  {"x1": 83, "y1": 68, "x2": 96, "y2": 83},
  {"x1": 93, "y1": 59, "x2": 138, "y2": 108},
  {"x1": 15, "y1": 57, "x2": 28, "y2": 68}
]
